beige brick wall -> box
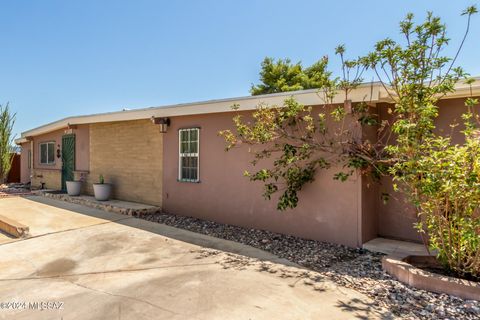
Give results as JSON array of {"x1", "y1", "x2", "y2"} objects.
[
  {"x1": 74, "y1": 171, "x2": 90, "y2": 194},
  {"x1": 31, "y1": 169, "x2": 61, "y2": 190},
  {"x1": 86, "y1": 120, "x2": 163, "y2": 206}
]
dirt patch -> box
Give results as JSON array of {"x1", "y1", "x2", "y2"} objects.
[
  {"x1": 407, "y1": 256, "x2": 479, "y2": 283},
  {"x1": 420, "y1": 266, "x2": 479, "y2": 282},
  {"x1": 38, "y1": 258, "x2": 77, "y2": 276}
]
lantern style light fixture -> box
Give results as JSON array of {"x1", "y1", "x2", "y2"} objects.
[
  {"x1": 57, "y1": 144, "x2": 61, "y2": 159},
  {"x1": 151, "y1": 117, "x2": 171, "y2": 133}
]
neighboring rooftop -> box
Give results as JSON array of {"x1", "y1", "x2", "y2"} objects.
[{"x1": 15, "y1": 78, "x2": 480, "y2": 144}]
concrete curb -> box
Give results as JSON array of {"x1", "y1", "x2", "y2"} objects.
[
  {"x1": 0, "y1": 214, "x2": 29, "y2": 238},
  {"x1": 38, "y1": 191, "x2": 160, "y2": 217}
]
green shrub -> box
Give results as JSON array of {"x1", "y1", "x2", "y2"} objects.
[
  {"x1": 221, "y1": 6, "x2": 480, "y2": 279},
  {"x1": 392, "y1": 129, "x2": 480, "y2": 279}
]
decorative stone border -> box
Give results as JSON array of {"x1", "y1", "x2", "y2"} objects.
[
  {"x1": 39, "y1": 192, "x2": 161, "y2": 217},
  {"x1": 0, "y1": 184, "x2": 33, "y2": 198},
  {"x1": 382, "y1": 255, "x2": 480, "y2": 300}
]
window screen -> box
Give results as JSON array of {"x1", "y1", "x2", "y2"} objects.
[{"x1": 179, "y1": 128, "x2": 199, "y2": 182}]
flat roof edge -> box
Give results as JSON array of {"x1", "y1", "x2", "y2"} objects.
[{"x1": 19, "y1": 77, "x2": 480, "y2": 138}]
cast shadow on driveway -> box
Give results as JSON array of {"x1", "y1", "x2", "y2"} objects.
[
  {"x1": 5, "y1": 195, "x2": 393, "y2": 319},
  {"x1": 21, "y1": 195, "x2": 297, "y2": 268}
]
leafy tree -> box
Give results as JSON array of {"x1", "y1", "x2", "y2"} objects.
[
  {"x1": 0, "y1": 103, "x2": 16, "y2": 183},
  {"x1": 250, "y1": 57, "x2": 333, "y2": 95},
  {"x1": 221, "y1": 6, "x2": 480, "y2": 278},
  {"x1": 221, "y1": 47, "x2": 368, "y2": 210},
  {"x1": 360, "y1": 6, "x2": 479, "y2": 279}
]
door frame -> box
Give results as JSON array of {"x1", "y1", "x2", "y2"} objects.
[{"x1": 61, "y1": 134, "x2": 76, "y2": 191}]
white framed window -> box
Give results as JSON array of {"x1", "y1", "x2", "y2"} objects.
[
  {"x1": 39, "y1": 142, "x2": 55, "y2": 165},
  {"x1": 178, "y1": 128, "x2": 199, "y2": 182}
]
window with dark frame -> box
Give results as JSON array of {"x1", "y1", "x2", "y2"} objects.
[
  {"x1": 39, "y1": 142, "x2": 55, "y2": 165},
  {"x1": 178, "y1": 128, "x2": 199, "y2": 182},
  {"x1": 28, "y1": 150, "x2": 31, "y2": 169}
]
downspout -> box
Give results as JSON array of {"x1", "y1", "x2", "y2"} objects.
[
  {"x1": 356, "y1": 170, "x2": 363, "y2": 247},
  {"x1": 346, "y1": 101, "x2": 364, "y2": 248}
]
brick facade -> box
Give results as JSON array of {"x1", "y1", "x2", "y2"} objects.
[
  {"x1": 86, "y1": 120, "x2": 163, "y2": 206},
  {"x1": 31, "y1": 168, "x2": 61, "y2": 190}
]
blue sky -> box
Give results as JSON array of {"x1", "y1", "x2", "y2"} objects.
[{"x1": 1, "y1": 0, "x2": 479, "y2": 136}]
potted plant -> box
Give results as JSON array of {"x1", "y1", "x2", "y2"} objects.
[
  {"x1": 93, "y1": 174, "x2": 112, "y2": 201},
  {"x1": 66, "y1": 180, "x2": 82, "y2": 196}
]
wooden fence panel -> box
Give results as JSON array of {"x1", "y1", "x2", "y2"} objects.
[{"x1": 6, "y1": 154, "x2": 21, "y2": 183}]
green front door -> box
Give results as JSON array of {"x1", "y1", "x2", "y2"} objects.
[{"x1": 61, "y1": 134, "x2": 76, "y2": 191}]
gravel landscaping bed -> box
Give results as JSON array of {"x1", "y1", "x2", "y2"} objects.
[
  {"x1": 143, "y1": 212, "x2": 480, "y2": 319},
  {"x1": 0, "y1": 183, "x2": 32, "y2": 198}
]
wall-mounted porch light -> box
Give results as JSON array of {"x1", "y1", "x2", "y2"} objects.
[
  {"x1": 151, "y1": 117, "x2": 171, "y2": 133},
  {"x1": 57, "y1": 144, "x2": 61, "y2": 159}
]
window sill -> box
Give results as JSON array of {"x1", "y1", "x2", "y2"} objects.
[
  {"x1": 34, "y1": 167, "x2": 61, "y2": 171},
  {"x1": 177, "y1": 179, "x2": 201, "y2": 183}
]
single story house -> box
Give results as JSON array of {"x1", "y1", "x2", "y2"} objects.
[{"x1": 15, "y1": 80, "x2": 480, "y2": 247}]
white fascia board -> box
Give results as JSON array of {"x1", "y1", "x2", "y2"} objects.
[
  {"x1": 17, "y1": 77, "x2": 480, "y2": 139},
  {"x1": 14, "y1": 137, "x2": 28, "y2": 145},
  {"x1": 19, "y1": 84, "x2": 383, "y2": 138},
  {"x1": 151, "y1": 85, "x2": 382, "y2": 118}
]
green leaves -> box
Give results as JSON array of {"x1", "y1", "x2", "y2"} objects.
[
  {"x1": 400, "y1": 13, "x2": 414, "y2": 36},
  {"x1": 224, "y1": 6, "x2": 479, "y2": 277},
  {"x1": 393, "y1": 123, "x2": 480, "y2": 278},
  {"x1": 249, "y1": 54, "x2": 347, "y2": 98},
  {"x1": 334, "y1": 44, "x2": 345, "y2": 55},
  {"x1": 462, "y1": 5, "x2": 478, "y2": 16},
  {"x1": 333, "y1": 172, "x2": 351, "y2": 182},
  {"x1": 0, "y1": 103, "x2": 16, "y2": 183},
  {"x1": 250, "y1": 57, "x2": 332, "y2": 95},
  {"x1": 330, "y1": 106, "x2": 346, "y2": 122},
  {"x1": 220, "y1": 95, "x2": 344, "y2": 211}
]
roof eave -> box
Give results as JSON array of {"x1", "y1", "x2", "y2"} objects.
[{"x1": 18, "y1": 78, "x2": 480, "y2": 139}]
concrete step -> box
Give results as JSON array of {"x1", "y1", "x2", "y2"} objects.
[{"x1": 363, "y1": 237, "x2": 431, "y2": 258}]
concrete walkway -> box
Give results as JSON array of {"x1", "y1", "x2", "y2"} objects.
[
  {"x1": 0, "y1": 196, "x2": 126, "y2": 241},
  {"x1": 0, "y1": 196, "x2": 390, "y2": 320},
  {"x1": 363, "y1": 237, "x2": 432, "y2": 258}
]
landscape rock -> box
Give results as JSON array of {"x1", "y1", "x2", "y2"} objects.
[{"x1": 143, "y1": 211, "x2": 480, "y2": 320}]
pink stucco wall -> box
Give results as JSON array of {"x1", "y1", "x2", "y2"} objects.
[
  {"x1": 34, "y1": 129, "x2": 63, "y2": 170},
  {"x1": 19, "y1": 142, "x2": 31, "y2": 183},
  {"x1": 376, "y1": 97, "x2": 478, "y2": 242},
  {"x1": 162, "y1": 98, "x2": 474, "y2": 246},
  {"x1": 30, "y1": 125, "x2": 89, "y2": 171},
  {"x1": 162, "y1": 109, "x2": 367, "y2": 247},
  {"x1": 17, "y1": 96, "x2": 473, "y2": 246}
]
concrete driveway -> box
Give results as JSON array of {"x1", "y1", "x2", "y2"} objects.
[{"x1": 0, "y1": 196, "x2": 388, "y2": 320}]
